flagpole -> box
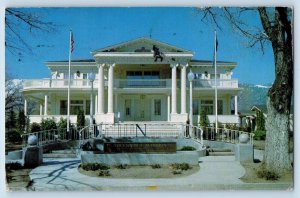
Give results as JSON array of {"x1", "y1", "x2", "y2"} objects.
[
  {"x1": 67, "y1": 31, "x2": 72, "y2": 134},
  {"x1": 214, "y1": 30, "x2": 218, "y2": 134}
]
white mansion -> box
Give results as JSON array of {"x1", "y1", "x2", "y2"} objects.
[{"x1": 21, "y1": 38, "x2": 241, "y2": 125}]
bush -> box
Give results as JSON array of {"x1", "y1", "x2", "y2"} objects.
[
  {"x1": 225, "y1": 124, "x2": 238, "y2": 130},
  {"x1": 256, "y1": 166, "x2": 279, "y2": 180},
  {"x1": 57, "y1": 117, "x2": 68, "y2": 130},
  {"x1": 81, "y1": 163, "x2": 110, "y2": 171},
  {"x1": 179, "y1": 146, "x2": 196, "y2": 151},
  {"x1": 17, "y1": 110, "x2": 26, "y2": 132},
  {"x1": 171, "y1": 163, "x2": 191, "y2": 171},
  {"x1": 98, "y1": 170, "x2": 111, "y2": 176},
  {"x1": 30, "y1": 122, "x2": 41, "y2": 132},
  {"x1": 151, "y1": 164, "x2": 161, "y2": 169},
  {"x1": 200, "y1": 110, "x2": 209, "y2": 127},
  {"x1": 40, "y1": 118, "x2": 57, "y2": 131},
  {"x1": 115, "y1": 164, "x2": 128, "y2": 169},
  {"x1": 6, "y1": 129, "x2": 22, "y2": 143},
  {"x1": 77, "y1": 110, "x2": 85, "y2": 129},
  {"x1": 172, "y1": 170, "x2": 182, "y2": 175},
  {"x1": 256, "y1": 110, "x2": 265, "y2": 131},
  {"x1": 254, "y1": 130, "x2": 266, "y2": 140}
]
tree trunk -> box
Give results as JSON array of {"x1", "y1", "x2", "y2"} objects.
[
  {"x1": 264, "y1": 97, "x2": 291, "y2": 173},
  {"x1": 258, "y1": 7, "x2": 293, "y2": 174}
]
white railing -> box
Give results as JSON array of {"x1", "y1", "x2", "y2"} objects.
[
  {"x1": 23, "y1": 79, "x2": 97, "y2": 89},
  {"x1": 192, "y1": 79, "x2": 238, "y2": 88},
  {"x1": 202, "y1": 127, "x2": 254, "y2": 145},
  {"x1": 23, "y1": 78, "x2": 238, "y2": 89},
  {"x1": 21, "y1": 123, "x2": 253, "y2": 149}
]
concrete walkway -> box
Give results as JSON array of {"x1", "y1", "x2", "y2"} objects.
[{"x1": 28, "y1": 153, "x2": 291, "y2": 191}]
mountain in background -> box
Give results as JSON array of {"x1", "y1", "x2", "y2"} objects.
[{"x1": 237, "y1": 83, "x2": 270, "y2": 114}]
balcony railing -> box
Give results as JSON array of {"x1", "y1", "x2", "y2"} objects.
[
  {"x1": 192, "y1": 79, "x2": 238, "y2": 88},
  {"x1": 114, "y1": 79, "x2": 171, "y2": 88},
  {"x1": 22, "y1": 78, "x2": 239, "y2": 90},
  {"x1": 23, "y1": 79, "x2": 97, "y2": 89}
]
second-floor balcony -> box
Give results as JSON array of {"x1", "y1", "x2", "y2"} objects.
[{"x1": 22, "y1": 78, "x2": 238, "y2": 90}]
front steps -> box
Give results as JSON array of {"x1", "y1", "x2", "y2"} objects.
[
  {"x1": 43, "y1": 149, "x2": 77, "y2": 158},
  {"x1": 102, "y1": 122, "x2": 183, "y2": 137}
]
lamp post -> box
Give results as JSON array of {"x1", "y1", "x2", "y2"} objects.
[
  {"x1": 88, "y1": 73, "x2": 95, "y2": 125},
  {"x1": 187, "y1": 69, "x2": 194, "y2": 138}
]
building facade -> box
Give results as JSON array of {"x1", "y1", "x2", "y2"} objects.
[{"x1": 21, "y1": 38, "x2": 241, "y2": 125}]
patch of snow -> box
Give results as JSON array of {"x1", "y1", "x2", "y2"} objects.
[{"x1": 254, "y1": 85, "x2": 271, "y2": 88}]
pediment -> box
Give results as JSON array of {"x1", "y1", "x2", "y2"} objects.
[{"x1": 92, "y1": 37, "x2": 192, "y2": 54}]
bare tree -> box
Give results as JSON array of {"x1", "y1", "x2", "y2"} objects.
[
  {"x1": 199, "y1": 7, "x2": 293, "y2": 174},
  {"x1": 5, "y1": 74, "x2": 23, "y2": 112},
  {"x1": 5, "y1": 8, "x2": 55, "y2": 56}
]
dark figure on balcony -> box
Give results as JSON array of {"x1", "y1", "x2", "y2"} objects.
[{"x1": 153, "y1": 45, "x2": 163, "y2": 62}]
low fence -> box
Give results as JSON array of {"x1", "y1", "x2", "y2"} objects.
[
  {"x1": 21, "y1": 127, "x2": 78, "y2": 148},
  {"x1": 21, "y1": 123, "x2": 253, "y2": 149}
]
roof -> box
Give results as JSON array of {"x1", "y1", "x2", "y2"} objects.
[
  {"x1": 46, "y1": 59, "x2": 95, "y2": 63},
  {"x1": 92, "y1": 37, "x2": 193, "y2": 54},
  {"x1": 190, "y1": 59, "x2": 237, "y2": 68},
  {"x1": 191, "y1": 60, "x2": 237, "y2": 64}
]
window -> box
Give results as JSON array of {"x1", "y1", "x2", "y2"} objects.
[
  {"x1": 60, "y1": 100, "x2": 67, "y2": 115},
  {"x1": 126, "y1": 71, "x2": 160, "y2": 86},
  {"x1": 201, "y1": 100, "x2": 213, "y2": 115},
  {"x1": 60, "y1": 100, "x2": 85, "y2": 115},
  {"x1": 193, "y1": 99, "x2": 199, "y2": 115},
  {"x1": 125, "y1": 99, "x2": 131, "y2": 116},
  {"x1": 154, "y1": 99, "x2": 161, "y2": 116},
  {"x1": 70, "y1": 100, "x2": 84, "y2": 115},
  {"x1": 217, "y1": 100, "x2": 223, "y2": 115}
]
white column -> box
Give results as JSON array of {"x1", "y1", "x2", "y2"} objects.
[
  {"x1": 107, "y1": 64, "x2": 115, "y2": 114},
  {"x1": 95, "y1": 95, "x2": 98, "y2": 115},
  {"x1": 171, "y1": 64, "x2": 178, "y2": 114},
  {"x1": 115, "y1": 93, "x2": 118, "y2": 113},
  {"x1": 235, "y1": 95, "x2": 238, "y2": 115},
  {"x1": 180, "y1": 64, "x2": 187, "y2": 114},
  {"x1": 24, "y1": 98, "x2": 27, "y2": 116},
  {"x1": 167, "y1": 95, "x2": 170, "y2": 121},
  {"x1": 40, "y1": 104, "x2": 43, "y2": 116},
  {"x1": 44, "y1": 95, "x2": 48, "y2": 115},
  {"x1": 90, "y1": 81, "x2": 94, "y2": 123},
  {"x1": 97, "y1": 64, "x2": 104, "y2": 114}
]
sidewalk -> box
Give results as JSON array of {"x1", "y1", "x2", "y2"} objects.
[{"x1": 28, "y1": 154, "x2": 291, "y2": 191}]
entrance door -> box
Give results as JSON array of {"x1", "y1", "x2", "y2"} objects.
[
  {"x1": 123, "y1": 98, "x2": 133, "y2": 121},
  {"x1": 134, "y1": 95, "x2": 146, "y2": 121},
  {"x1": 122, "y1": 95, "x2": 151, "y2": 121}
]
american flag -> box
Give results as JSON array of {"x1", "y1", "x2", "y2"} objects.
[{"x1": 70, "y1": 31, "x2": 74, "y2": 53}]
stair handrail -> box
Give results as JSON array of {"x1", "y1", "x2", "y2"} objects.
[
  {"x1": 21, "y1": 126, "x2": 77, "y2": 148},
  {"x1": 202, "y1": 126, "x2": 254, "y2": 145}
]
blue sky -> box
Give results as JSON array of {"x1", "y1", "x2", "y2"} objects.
[{"x1": 5, "y1": 7, "x2": 275, "y2": 85}]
